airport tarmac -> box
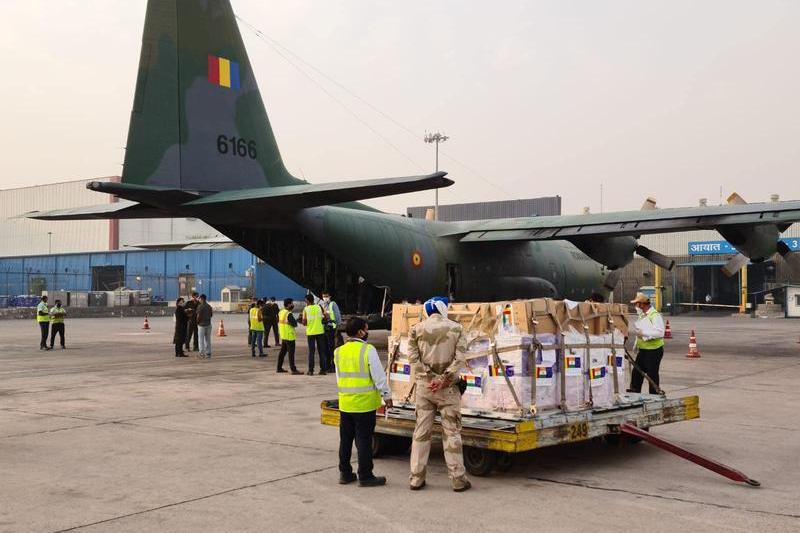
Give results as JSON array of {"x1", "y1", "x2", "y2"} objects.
[{"x1": 0, "y1": 315, "x2": 798, "y2": 532}]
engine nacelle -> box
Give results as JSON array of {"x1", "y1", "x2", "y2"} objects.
[
  {"x1": 716, "y1": 225, "x2": 780, "y2": 262},
  {"x1": 569, "y1": 236, "x2": 637, "y2": 270}
]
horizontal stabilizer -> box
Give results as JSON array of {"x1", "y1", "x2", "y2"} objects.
[
  {"x1": 86, "y1": 181, "x2": 200, "y2": 208},
  {"x1": 25, "y1": 201, "x2": 169, "y2": 221},
  {"x1": 182, "y1": 172, "x2": 453, "y2": 210}
]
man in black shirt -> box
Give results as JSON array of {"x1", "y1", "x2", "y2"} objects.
[
  {"x1": 184, "y1": 292, "x2": 199, "y2": 351},
  {"x1": 263, "y1": 296, "x2": 280, "y2": 348}
]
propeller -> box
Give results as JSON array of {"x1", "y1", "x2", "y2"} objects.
[
  {"x1": 719, "y1": 192, "x2": 800, "y2": 277},
  {"x1": 720, "y1": 193, "x2": 753, "y2": 277},
  {"x1": 777, "y1": 241, "x2": 800, "y2": 277},
  {"x1": 632, "y1": 197, "x2": 676, "y2": 271},
  {"x1": 635, "y1": 245, "x2": 676, "y2": 271},
  {"x1": 603, "y1": 269, "x2": 622, "y2": 291}
]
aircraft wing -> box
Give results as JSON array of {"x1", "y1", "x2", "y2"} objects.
[
  {"x1": 182, "y1": 172, "x2": 453, "y2": 210},
  {"x1": 445, "y1": 201, "x2": 800, "y2": 242},
  {"x1": 24, "y1": 201, "x2": 170, "y2": 221}
]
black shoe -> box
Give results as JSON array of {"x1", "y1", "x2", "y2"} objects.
[
  {"x1": 339, "y1": 472, "x2": 357, "y2": 485},
  {"x1": 251, "y1": 353, "x2": 256, "y2": 357},
  {"x1": 291, "y1": 370, "x2": 303, "y2": 375},
  {"x1": 45, "y1": 346, "x2": 53, "y2": 351},
  {"x1": 276, "y1": 368, "x2": 287, "y2": 373},
  {"x1": 319, "y1": 371, "x2": 327, "y2": 375},
  {"x1": 410, "y1": 480, "x2": 426, "y2": 491},
  {"x1": 358, "y1": 476, "x2": 387, "y2": 487},
  {"x1": 176, "y1": 353, "x2": 188, "y2": 357},
  {"x1": 453, "y1": 480, "x2": 472, "y2": 492},
  {"x1": 306, "y1": 370, "x2": 314, "y2": 376},
  {"x1": 259, "y1": 354, "x2": 266, "y2": 358}
]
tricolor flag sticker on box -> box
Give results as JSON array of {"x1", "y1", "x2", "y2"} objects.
[
  {"x1": 607, "y1": 354, "x2": 623, "y2": 367},
  {"x1": 590, "y1": 366, "x2": 606, "y2": 380},
  {"x1": 566, "y1": 356, "x2": 581, "y2": 369},
  {"x1": 208, "y1": 54, "x2": 240, "y2": 89},
  {"x1": 460, "y1": 373, "x2": 483, "y2": 395},
  {"x1": 488, "y1": 365, "x2": 514, "y2": 377},
  {"x1": 390, "y1": 362, "x2": 411, "y2": 382}
]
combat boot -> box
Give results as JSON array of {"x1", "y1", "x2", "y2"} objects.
[{"x1": 358, "y1": 476, "x2": 386, "y2": 487}]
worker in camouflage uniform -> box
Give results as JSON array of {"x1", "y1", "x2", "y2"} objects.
[{"x1": 407, "y1": 296, "x2": 470, "y2": 492}]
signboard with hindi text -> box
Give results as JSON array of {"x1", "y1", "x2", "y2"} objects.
[{"x1": 688, "y1": 238, "x2": 800, "y2": 256}]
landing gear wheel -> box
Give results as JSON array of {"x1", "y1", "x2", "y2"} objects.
[
  {"x1": 463, "y1": 447, "x2": 496, "y2": 477},
  {"x1": 494, "y1": 452, "x2": 515, "y2": 473}
]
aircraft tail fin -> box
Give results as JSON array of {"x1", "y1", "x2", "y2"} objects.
[{"x1": 123, "y1": 0, "x2": 299, "y2": 192}]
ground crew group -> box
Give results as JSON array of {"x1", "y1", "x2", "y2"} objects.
[{"x1": 35, "y1": 295, "x2": 68, "y2": 350}]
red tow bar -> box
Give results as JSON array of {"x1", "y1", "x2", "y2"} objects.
[{"x1": 619, "y1": 423, "x2": 761, "y2": 487}]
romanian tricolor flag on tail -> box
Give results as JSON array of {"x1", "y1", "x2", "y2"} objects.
[
  {"x1": 208, "y1": 54, "x2": 240, "y2": 89},
  {"x1": 590, "y1": 366, "x2": 606, "y2": 380}
]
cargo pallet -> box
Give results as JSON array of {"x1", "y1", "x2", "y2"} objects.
[{"x1": 321, "y1": 394, "x2": 760, "y2": 485}]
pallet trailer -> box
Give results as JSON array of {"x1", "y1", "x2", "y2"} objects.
[{"x1": 321, "y1": 393, "x2": 759, "y2": 485}]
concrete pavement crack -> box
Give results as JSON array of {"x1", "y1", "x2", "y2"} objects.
[
  {"x1": 528, "y1": 476, "x2": 800, "y2": 519},
  {"x1": 51, "y1": 464, "x2": 340, "y2": 532}
]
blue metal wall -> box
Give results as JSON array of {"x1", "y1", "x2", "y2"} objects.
[{"x1": 0, "y1": 248, "x2": 305, "y2": 301}]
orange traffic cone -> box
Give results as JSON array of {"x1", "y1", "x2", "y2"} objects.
[
  {"x1": 142, "y1": 316, "x2": 150, "y2": 332},
  {"x1": 686, "y1": 330, "x2": 700, "y2": 358},
  {"x1": 217, "y1": 320, "x2": 227, "y2": 337},
  {"x1": 664, "y1": 320, "x2": 673, "y2": 339}
]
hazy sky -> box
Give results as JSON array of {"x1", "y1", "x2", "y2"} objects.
[{"x1": 1, "y1": 0, "x2": 799, "y2": 215}]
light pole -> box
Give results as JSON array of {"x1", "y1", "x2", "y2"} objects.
[
  {"x1": 424, "y1": 132, "x2": 449, "y2": 221},
  {"x1": 47, "y1": 232, "x2": 52, "y2": 255}
]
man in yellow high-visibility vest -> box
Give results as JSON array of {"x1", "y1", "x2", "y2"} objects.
[
  {"x1": 301, "y1": 294, "x2": 329, "y2": 375},
  {"x1": 249, "y1": 299, "x2": 265, "y2": 357},
  {"x1": 629, "y1": 292, "x2": 666, "y2": 394},
  {"x1": 277, "y1": 298, "x2": 302, "y2": 375},
  {"x1": 335, "y1": 316, "x2": 392, "y2": 487},
  {"x1": 48, "y1": 299, "x2": 67, "y2": 350},
  {"x1": 36, "y1": 295, "x2": 50, "y2": 350}
]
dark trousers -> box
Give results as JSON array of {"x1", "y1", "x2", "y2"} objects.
[
  {"x1": 185, "y1": 322, "x2": 198, "y2": 351},
  {"x1": 277, "y1": 340, "x2": 297, "y2": 371},
  {"x1": 308, "y1": 334, "x2": 329, "y2": 372},
  {"x1": 630, "y1": 346, "x2": 664, "y2": 394},
  {"x1": 49, "y1": 323, "x2": 65, "y2": 348},
  {"x1": 324, "y1": 325, "x2": 342, "y2": 367},
  {"x1": 39, "y1": 322, "x2": 50, "y2": 348},
  {"x1": 339, "y1": 410, "x2": 377, "y2": 480},
  {"x1": 265, "y1": 319, "x2": 279, "y2": 346},
  {"x1": 175, "y1": 342, "x2": 184, "y2": 356}
]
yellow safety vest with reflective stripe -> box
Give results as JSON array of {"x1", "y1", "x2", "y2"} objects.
[
  {"x1": 249, "y1": 307, "x2": 264, "y2": 331},
  {"x1": 637, "y1": 307, "x2": 665, "y2": 350},
  {"x1": 278, "y1": 308, "x2": 296, "y2": 341},
  {"x1": 50, "y1": 307, "x2": 66, "y2": 324},
  {"x1": 304, "y1": 304, "x2": 324, "y2": 336},
  {"x1": 36, "y1": 302, "x2": 49, "y2": 323},
  {"x1": 335, "y1": 341, "x2": 381, "y2": 413}
]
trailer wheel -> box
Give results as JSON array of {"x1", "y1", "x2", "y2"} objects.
[
  {"x1": 463, "y1": 447, "x2": 496, "y2": 477},
  {"x1": 372, "y1": 435, "x2": 411, "y2": 457},
  {"x1": 494, "y1": 452, "x2": 515, "y2": 473},
  {"x1": 372, "y1": 434, "x2": 390, "y2": 458}
]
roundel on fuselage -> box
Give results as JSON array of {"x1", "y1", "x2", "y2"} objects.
[{"x1": 411, "y1": 250, "x2": 423, "y2": 268}]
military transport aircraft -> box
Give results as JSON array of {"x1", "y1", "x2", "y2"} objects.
[{"x1": 29, "y1": 0, "x2": 800, "y2": 313}]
